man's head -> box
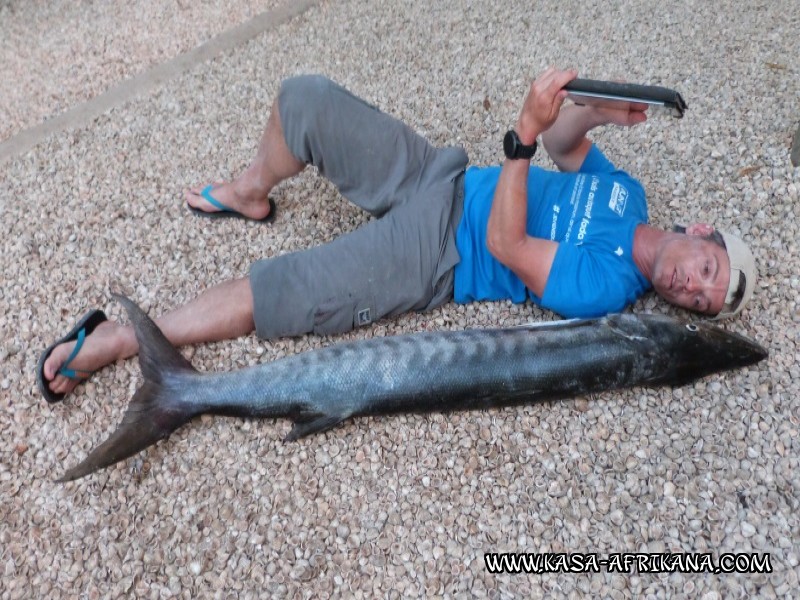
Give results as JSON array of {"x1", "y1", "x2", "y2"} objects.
[{"x1": 649, "y1": 223, "x2": 756, "y2": 319}]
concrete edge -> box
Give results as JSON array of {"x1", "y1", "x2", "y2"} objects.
[{"x1": 0, "y1": 0, "x2": 320, "y2": 166}]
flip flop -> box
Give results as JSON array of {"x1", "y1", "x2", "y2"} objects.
[
  {"x1": 37, "y1": 309, "x2": 108, "y2": 404},
  {"x1": 187, "y1": 184, "x2": 277, "y2": 223}
]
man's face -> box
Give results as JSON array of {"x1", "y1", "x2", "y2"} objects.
[{"x1": 651, "y1": 233, "x2": 730, "y2": 315}]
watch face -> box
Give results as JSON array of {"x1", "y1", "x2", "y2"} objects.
[
  {"x1": 504, "y1": 130, "x2": 536, "y2": 159},
  {"x1": 503, "y1": 130, "x2": 517, "y2": 158}
]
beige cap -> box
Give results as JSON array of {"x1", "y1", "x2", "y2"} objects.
[{"x1": 714, "y1": 230, "x2": 757, "y2": 320}]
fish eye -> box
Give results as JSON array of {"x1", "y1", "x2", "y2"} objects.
[{"x1": 686, "y1": 324, "x2": 699, "y2": 332}]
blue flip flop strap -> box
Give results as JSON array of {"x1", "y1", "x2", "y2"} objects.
[
  {"x1": 58, "y1": 328, "x2": 93, "y2": 380},
  {"x1": 201, "y1": 185, "x2": 234, "y2": 213}
]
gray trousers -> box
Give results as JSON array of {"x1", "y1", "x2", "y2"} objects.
[{"x1": 250, "y1": 75, "x2": 468, "y2": 339}]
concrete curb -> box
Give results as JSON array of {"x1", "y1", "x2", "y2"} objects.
[{"x1": 0, "y1": 0, "x2": 319, "y2": 166}]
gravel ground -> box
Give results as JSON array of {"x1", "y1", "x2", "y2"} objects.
[
  {"x1": 2, "y1": 0, "x2": 799, "y2": 598},
  {"x1": 0, "y1": 0, "x2": 284, "y2": 142}
]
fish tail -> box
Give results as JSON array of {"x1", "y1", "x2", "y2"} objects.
[{"x1": 58, "y1": 294, "x2": 199, "y2": 482}]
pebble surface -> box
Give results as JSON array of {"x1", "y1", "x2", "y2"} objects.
[
  {"x1": 0, "y1": 0, "x2": 284, "y2": 142},
  {"x1": 1, "y1": 0, "x2": 799, "y2": 598}
]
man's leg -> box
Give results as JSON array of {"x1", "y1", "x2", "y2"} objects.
[
  {"x1": 189, "y1": 75, "x2": 465, "y2": 218},
  {"x1": 277, "y1": 75, "x2": 444, "y2": 216},
  {"x1": 185, "y1": 96, "x2": 305, "y2": 219},
  {"x1": 45, "y1": 77, "x2": 390, "y2": 396},
  {"x1": 250, "y1": 184, "x2": 461, "y2": 340},
  {"x1": 43, "y1": 278, "x2": 255, "y2": 396}
]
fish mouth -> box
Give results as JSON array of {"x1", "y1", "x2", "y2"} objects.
[
  {"x1": 705, "y1": 325, "x2": 769, "y2": 368},
  {"x1": 736, "y1": 334, "x2": 769, "y2": 366}
]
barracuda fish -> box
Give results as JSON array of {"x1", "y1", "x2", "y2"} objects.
[{"x1": 57, "y1": 295, "x2": 767, "y2": 481}]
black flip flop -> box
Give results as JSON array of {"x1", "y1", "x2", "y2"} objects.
[
  {"x1": 187, "y1": 184, "x2": 277, "y2": 223},
  {"x1": 37, "y1": 309, "x2": 108, "y2": 404}
]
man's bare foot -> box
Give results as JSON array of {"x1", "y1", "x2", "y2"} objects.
[
  {"x1": 42, "y1": 321, "x2": 134, "y2": 397},
  {"x1": 185, "y1": 177, "x2": 272, "y2": 221}
]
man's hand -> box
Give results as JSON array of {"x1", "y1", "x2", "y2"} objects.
[
  {"x1": 591, "y1": 102, "x2": 649, "y2": 127},
  {"x1": 540, "y1": 80, "x2": 647, "y2": 173},
  {"x1": 516, "y1": 67, "x2": 578, "y2": 144}
]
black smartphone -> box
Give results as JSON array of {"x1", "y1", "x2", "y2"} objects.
[{"x1": 563, "y1": 78, "x2": 687, "y2": 118}]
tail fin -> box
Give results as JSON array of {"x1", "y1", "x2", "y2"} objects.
[{"x1": 58, "y1": 294, "x2": 199, "y2": 482}]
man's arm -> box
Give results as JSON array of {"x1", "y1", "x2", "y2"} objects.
[
  {"x1": 542, "y1": 103, "x2": 648, "y2": 172},
  {"x1": 487, "y1": 70, "x2": 650, "y2": 298},
  {"x1": 486, "y1": 68, "x2": 576, "y2": 298}
]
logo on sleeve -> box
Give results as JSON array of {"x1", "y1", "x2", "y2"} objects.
[{"x1": 609, "y1": 182, "x2": 629, "y2": 217}]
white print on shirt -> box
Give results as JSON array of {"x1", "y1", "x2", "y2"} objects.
[
  {"x1": 576, "y1": 176, "x2": 599, "y2": 245},
  {"x1": 609, "y1": 181, "x2": 629, "y2": 217},
  {"x1": 550, "y1": 205, "x2": 560, "y2": 240},
  {"x1": 564, "y1": 174, "x2": 585, "y2": 242}
]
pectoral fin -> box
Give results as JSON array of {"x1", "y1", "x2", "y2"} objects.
[{"x1": 284, "y1": 412, "x2": 347, "y2": 442}]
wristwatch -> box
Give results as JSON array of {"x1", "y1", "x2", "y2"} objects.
[{"x1": 503, "y1": 129, "x2": 537, "y2": 160}]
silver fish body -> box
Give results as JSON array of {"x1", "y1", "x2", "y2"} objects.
[{"x1": 57, "y1": 295, "x2": 767, "y2": 481}]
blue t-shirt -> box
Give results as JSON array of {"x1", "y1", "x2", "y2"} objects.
[{"x1": 453, "y1": 145, "x2": 651, "y2": 318}]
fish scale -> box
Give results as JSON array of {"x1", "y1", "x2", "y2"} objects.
[{"x1": 55, "y1": 295, "x2": 768, "y2": 482}]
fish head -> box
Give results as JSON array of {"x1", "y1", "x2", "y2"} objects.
[{"x1": 618, "y1": 314, "x2": 768, "y2": 387}]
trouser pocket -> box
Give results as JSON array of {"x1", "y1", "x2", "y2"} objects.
[{"x1": 313, "y1": 296, "x2": 377, "y2": 336}]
